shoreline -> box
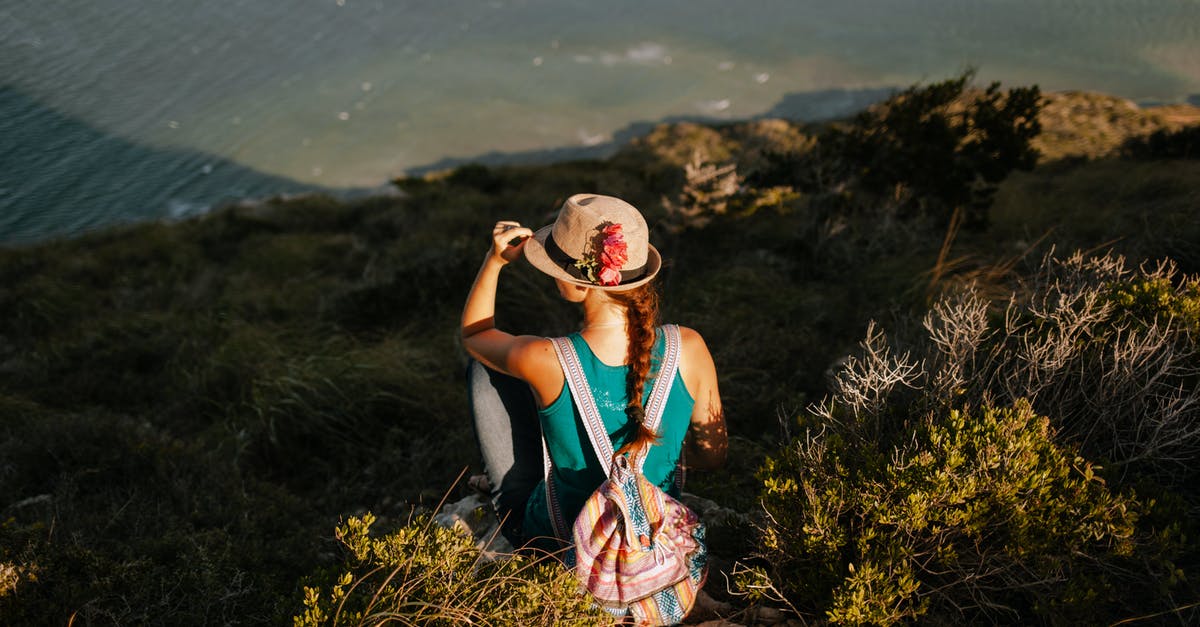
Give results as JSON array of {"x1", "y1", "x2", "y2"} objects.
[{"x1": 3, "y1": 88, "x2": 1197, "y2": 251}]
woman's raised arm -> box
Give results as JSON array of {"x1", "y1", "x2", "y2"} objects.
[
  {"x1": 460, "y1": 221, "x2": 560, "y2": 399},
  {"x1": 461, "y1": 222, "x2": 534, "y2": 371}
]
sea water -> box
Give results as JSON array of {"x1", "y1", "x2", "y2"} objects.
[{"x1": 2, "y1": 0, "x2": 1198, "y2": 245}]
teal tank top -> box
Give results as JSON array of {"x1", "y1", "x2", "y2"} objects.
[{"x1": 523, "y1": 327, "x2": 695, "y2": 542}]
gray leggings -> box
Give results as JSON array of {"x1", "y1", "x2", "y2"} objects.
[{"x1": 467, "y1": 360, "x2": 543, "y2": 548}]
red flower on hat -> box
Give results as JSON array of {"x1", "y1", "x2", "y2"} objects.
[
  {"x1": 572, "y1": 223, "x2": 630, "y2": 286},
  {"x1": 598, "y1": 265, "x2": 621, "y2": 286},
  {"x1": 597, "y1": 224, "x2": 627, "y2": 286}
]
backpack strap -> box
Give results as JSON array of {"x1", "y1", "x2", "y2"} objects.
[
  {"x1": 542, "y1": 333, "x2": 614, "y2": 540},
  {"x1": 640, "y1": 324, "x2": 682, "y2": 463},
  {"x1": 551, "y1": 336, "x2": 616, "y2": 469},
  {"x1": 541, "y1": 436, "x2": 572, "y2": 541},
  {"x1": 541, "y1": 325, "x2": 683, "y2": 539}
]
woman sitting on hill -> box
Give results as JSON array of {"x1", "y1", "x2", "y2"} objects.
[{"x1": 461, "y1": 193, "x2": 728, "y2": 553}]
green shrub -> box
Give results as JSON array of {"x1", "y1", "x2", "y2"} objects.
[
  {"x1": 819, "y1": 72, "x2": 1041, "y2": 228},
  {"x1": 755, "y1": 400, "x2": 1141, "y2": 625},
  {"x1": 294, "y1": 514, "x2": 607, "y2": 626},
  {"x1": 1106, "y1": 275, "x2": 1200, "y2": 336},
  {"x1": 1121, "y1": 125, "x2": 1200, "y2": 161}
]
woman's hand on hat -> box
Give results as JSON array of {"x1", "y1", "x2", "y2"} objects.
[{"x1": 491, "y1": 221, "x2": 533, "y2": 265}]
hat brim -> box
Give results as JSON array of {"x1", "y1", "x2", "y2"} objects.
[{"x1": 523, "y1": 224, "x2": 661, "y2": 291}]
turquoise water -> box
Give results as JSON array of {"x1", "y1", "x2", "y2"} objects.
[{"x1": 2, "y1": 0, "x2": 1198, "y2": 245}]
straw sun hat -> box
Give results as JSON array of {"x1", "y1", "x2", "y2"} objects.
[{"x1": 523, "y1": 193, "x2": 661, "y2": 291}]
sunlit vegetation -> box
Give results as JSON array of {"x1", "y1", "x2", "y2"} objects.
[{"x1": 294, "y1": 514, "x2": 607, "y2": 626}]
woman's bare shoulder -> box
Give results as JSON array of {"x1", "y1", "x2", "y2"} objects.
[
  {"x1": 509, "y1": 335, "x2": 557, "y2": 369},
  {"x1": 672, "y1": 325, "x2": 711, "y2": 355},
  {"x1": 508, "y1": 336, "x2": 564, "y2": 408},
  {"x1": 671, "y1": 325, "x2": 717, "y2": 386}
]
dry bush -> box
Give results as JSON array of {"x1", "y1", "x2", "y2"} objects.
[
  {"x1": 831, "y1": 248, "x2": 1200, "y2": 484},
  {"x1": 750, "y1": 250, "x2": 1199, "y2": 624},
  {"x1": 926, "y1": 251, "x2": 1200, "y2": 483},
  {"x1": 660, "y1": 151, "x2": 742, "y2": 232}
]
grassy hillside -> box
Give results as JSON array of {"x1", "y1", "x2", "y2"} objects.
[{"x1": 2, "y1": 79, "x2": 1199, "y2": 624}]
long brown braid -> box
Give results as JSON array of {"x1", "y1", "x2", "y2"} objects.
[{"x1": 608, "y1": 282, "x2": 662, "y2": 456}]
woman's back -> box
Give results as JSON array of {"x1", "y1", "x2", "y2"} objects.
[{"x1": 523, "y1": 328, "x2": 694, "y2": 541}]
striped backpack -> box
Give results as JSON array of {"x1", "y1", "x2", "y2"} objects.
[{"x1": 541, "y1": 324, "x2": 708, "y2": 625}]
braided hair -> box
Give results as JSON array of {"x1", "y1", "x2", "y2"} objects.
[{"x1": 608, "y1": 282, "x2": 661, "y2": 456}]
